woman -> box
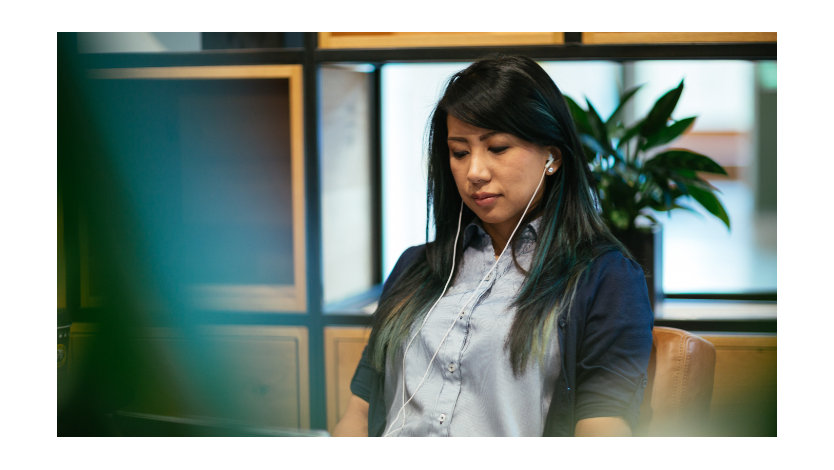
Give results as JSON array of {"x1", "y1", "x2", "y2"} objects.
[{"x1": 334, "y1": 55, "x2": 653, "y2": 437}]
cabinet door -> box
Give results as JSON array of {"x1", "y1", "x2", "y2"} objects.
[
  {"x1": 324, "y1": 326, "x2": 371, "y2": 433},
  {"x1": 198, "y1": 325, "x2": 311, "y2": 429},
  {"x1": 87, "y1": 65, "x2": 306, "y2": 313}
]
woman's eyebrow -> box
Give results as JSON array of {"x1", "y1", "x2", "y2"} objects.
[
  {"x1": 479, "y1": 131, "x2": 500, "y2": 141},
  {"x1": 447, "y1": 131, "x2": 500, "y2": 142}
]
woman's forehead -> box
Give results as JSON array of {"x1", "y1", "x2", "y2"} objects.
[{"x1": 446, "y1": 115, "x2": 502, "y2": 139}]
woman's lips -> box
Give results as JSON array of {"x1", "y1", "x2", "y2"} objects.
[{"x1": 472, "y1": 192, "x2": 500, "y2": 207}]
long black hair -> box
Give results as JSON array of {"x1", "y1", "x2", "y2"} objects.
[{"x1": 368, "y1": 55, "x2": 626, "y2": 375}]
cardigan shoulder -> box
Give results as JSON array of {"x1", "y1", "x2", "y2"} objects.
[{"x1": 380, "y1": 244, "x2": 427, "y2": 299}]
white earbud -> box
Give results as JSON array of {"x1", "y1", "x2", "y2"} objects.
[{"x1": 545, "y1": 153, "x2": 556, "y2": 174}]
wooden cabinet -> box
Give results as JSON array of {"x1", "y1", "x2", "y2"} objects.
[{"x1": 69, "y1": 323, "x2": 311, "y2": 429}]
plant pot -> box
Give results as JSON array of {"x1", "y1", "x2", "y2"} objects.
[{"x1": 612, "y1": 225, "x2": 663, "y2": 309}]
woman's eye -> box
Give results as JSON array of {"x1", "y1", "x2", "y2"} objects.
[
  {"x1": 451, "y1": 150, "x2": 468, "y2": 159},
  {"x1": 489, "y1": 146, "x2": 509, "y2": 154}
]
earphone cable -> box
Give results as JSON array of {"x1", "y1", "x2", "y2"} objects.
[{"x1": 383, "y1": 161, "x2": 551, "y2": 437}]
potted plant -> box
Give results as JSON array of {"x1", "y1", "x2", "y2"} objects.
[{"x1": 565, "y1": 80, "x2": 730, "y2": 306}]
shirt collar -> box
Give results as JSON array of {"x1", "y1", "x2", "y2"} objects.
[{"x1": 462, "y1": 216, "x2": 542, "y2": 250}]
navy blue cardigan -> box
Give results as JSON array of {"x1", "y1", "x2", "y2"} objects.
[{"x1": 350, "y1": 245, "x2": 653, "y2": 436}]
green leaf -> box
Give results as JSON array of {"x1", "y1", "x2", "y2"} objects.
[
  {"x1": 644, "y1": 149, "x2": 727, "y2": 175},
  {"x1": 585, "y1": 98, "x2": 611, "y2": 147},
  {"x1": 580, "y1": 134, "x2": 607, "y2": 157},
  {"x1": 640, "y1": 116, "x2": 696, "y2": 151},
  {"x1": 687, "y1": 184, "x2": 731, "y2": 230},
  {"x1": 640, "y1": 213, "x2": 660, "y2": 226},
  {"x1": 640, "y1": 80, "x2": 684, "y2": 138},
  {"x1": 609, "y1": 209, "x2": 632, "y2": 231},
  {"x1": 606, "y1": 85, "x2": 643, "y2": 129},
  {"x1": 616, "y1": 119, "x2": 644, "y2": 151},
  {"x1": 640, "y1": 170, "x2": 687, "y2": 211},
  {"x1": 647, "y1": 201, "x2": 695, "y2": 217},
  {"x1": 564, "y1": 95, "x2": 593, "y2": 136},
  {"x1": 669, "y1": 202, "x2": 698, "y2": 213},
  {"x1": 685, "y1": 175, "x2": 721, "y2": 193}
]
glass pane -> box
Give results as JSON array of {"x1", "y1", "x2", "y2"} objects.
[
  {"x1": 632, "y1": 60, "x2": 755, "y2": 132},
  {"x1": 631, "y1": 60, "x2": 776, "y2": 294},
  {"x1": 380, "y1": 59, "x2": 777, "y2": 297},
  {"x1": 320, "y1": 65, "x2": 376, "y2": 306},
  {"x1": 381, "y1": 62, "x2": 471, "y2": 278},
  {"x1": 77, "y1": 32, "x2": 202, "y2": 53},
  {"x1": 76, "y1": 32, "x2": 302, "y2": 54}
]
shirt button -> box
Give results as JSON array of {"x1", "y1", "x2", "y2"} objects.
[
  {"x1": 448, "y1": 363, "x2": 456, "y2": 373},
  {"x1": 439, "y1": 413, "x2": 446, "y2": 424}
]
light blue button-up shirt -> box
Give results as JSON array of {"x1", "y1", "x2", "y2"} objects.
[{"x1": 383, "y1": 218, "x2": 561, "y2": 436}]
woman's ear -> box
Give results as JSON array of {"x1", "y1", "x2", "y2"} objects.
[{"x1": 546, "y1": 147, "x2": 563, "y2": 175}]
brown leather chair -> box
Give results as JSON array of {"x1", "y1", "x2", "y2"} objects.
[{"x1": 636, "y1": 326, "x2": 717, "y2": 436}]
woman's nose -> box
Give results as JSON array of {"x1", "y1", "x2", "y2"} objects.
[{"x1": 467, "y1": 152, "x2": 490, "y2": 184}]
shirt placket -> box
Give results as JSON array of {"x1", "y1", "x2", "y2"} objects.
[{"x1": 429, "y1": 249, "x2": 500, "y2": 435}]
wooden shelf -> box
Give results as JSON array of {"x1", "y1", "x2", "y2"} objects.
[
  {"x1": 582, "y1": 32, "x2": 776, "y2": 45},
  {"x1": 318, "y1": 32, "x2": 564, "y2": 49}
]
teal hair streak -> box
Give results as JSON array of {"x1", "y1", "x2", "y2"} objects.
[
  {"x1": 368, "y1": 264, "x2": 441, "y2": 370},
  {"x1": 506, "y1": 162, "x2": 619, "y2": 375}
]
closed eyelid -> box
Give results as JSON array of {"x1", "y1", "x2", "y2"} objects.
[{"x1": 449, "y1": 148, "x2": 469, "y2": 159}]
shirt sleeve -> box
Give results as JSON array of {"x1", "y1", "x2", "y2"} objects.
[
  {"x1": 350, "y1": 345, "x2": 377, "y2": 403},
  {"x1": 572, "y1": 251, "x2": 654, "y2": 430}
]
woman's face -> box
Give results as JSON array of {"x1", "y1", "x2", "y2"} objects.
[{"x1": 447, "y1": 115, "x2": 560, "y2": 247}]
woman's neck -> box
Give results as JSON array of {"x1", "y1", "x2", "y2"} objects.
[
  {"x1": 481, "y1": 211, "x2": 541, "y2": 258},
  {"x1": 482, "y1": 217, "x2": 521, "y2": 258}
]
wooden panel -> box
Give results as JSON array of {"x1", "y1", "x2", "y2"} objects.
[
  {"x1": 114, "y1": 327, "x2": 203, "y2": 418},
  {"x1": 64, "y1": 322, "x2": 101, "y2": 408},
  {"x1": 700, "y1": 333, "x2": 776, "y2": 436},
  {"x1": 583, "y1": 32, "x2": 776, "y2": 45},
  {"x1": 196, "y1": 325, "x2": 311, "y2": 429},
  {"x1": 319, "y1": 32, "x2": 563, "y2": 49},
  {"x1": 324, "y1": 326, "x2": 371, "y2": 433},
  {"x1": 68, "y1": 324, "x2": 312, "y2": 431},
  {"x1": 67, "y1": 322, "x2": 99, "y2": 373},
  {"x1": 89, "y1": 65, "x2": 303, "y2": 80}
]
